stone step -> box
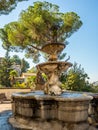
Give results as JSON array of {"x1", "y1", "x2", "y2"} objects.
[{"x1": 1, "y1": 100, "x2": 11, "y2": 104}]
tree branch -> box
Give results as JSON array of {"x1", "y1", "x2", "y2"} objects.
[{"x1": 30, "y1": 44, "x2": 42, "y2": 51}]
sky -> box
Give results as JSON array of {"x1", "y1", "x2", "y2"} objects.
[{"x1": 0, "y1": 0, "x2": 98, "y2": 83}]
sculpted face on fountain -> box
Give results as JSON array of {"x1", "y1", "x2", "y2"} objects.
[{"x1": 36, "y1": 42, "x2": 72, "y2": 95}]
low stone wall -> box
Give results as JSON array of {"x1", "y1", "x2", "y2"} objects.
[{"x1": 0, "y1": 88, "x2": 31, "y2": 100}]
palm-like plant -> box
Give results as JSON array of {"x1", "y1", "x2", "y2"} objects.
[{"x1": 9, "y1": 70, "x2": 18, "y2": 86}]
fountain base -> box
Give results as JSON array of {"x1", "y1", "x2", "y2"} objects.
[
  {"x1": 9, "y1": 91, "x2": 93, "y2": 130},
  {"x1": 9, "y1": 116, "x2": 90, "y2": 130}
]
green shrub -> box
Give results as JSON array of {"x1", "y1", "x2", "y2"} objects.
[{"x1": 13, "y1": 82, "x2": 27, "y2": 88}]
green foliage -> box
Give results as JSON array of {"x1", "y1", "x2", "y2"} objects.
[
  {"x1": 0, "y1": 57, "x2": 11, "y2": 87},
  {"x1": 0, "y1": 84, "x2": 4, "y2": 88},
  {"x1": 10, "y1": 55, "x2": 30, "y2": 73},
  {"x1": 13, "y1": 82, "x2": 27, "y2": 88},
  {"x1": 19, "y1": 2, "x2": 82, "y2": 43},
  {"x1": 60, "y1": 63, "x2": 92, "y2": 92},
  {"x1": 0, "y1": 1, "x2": 82, "y2": 63},
  {"x1": 25, "y1": 75, "x2": 36, "y2": 89},
  {"x1": 0, "y1": 28, "x2": 12, "y2": 50},
  {"x1": 9, "y1": 70, "x2": 18, "y2": 77},
  {"x1": 42, "y1": 73, "x2": 48, "y2": 81},
  {"x1": 27, "y1": 67, "x2": 37, "y2": 73},
  {"x1": 0, "y1": 0, "x2": 29, "y2": 15},
  {"x1": 91, "y1": 85, "x2": 98, "y2": 93},
  {"x1": 0, "y1": 29, "x2": 12, "y2": 87},
  {"x1": 10, "y1": 55, "x2": 21, "y2": 64},
  {"x1": 0, "y1": 54, "x2": 30, "y2": 87},
  {"x1": 9, "y1": 69, "x2": 18, "y2": 86},
  {"x1": 23, "y1": 73, "x2": 47, "y2": 89}
]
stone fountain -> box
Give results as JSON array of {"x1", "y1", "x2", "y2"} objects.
[
  {"x1": 36, "y1": 42, "x2": 72, "y2": 95},
  {"x1": 9, "y1": 42, "x2": 93, "y2": 130}
]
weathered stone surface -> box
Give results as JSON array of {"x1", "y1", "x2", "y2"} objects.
[
  {"x1": 89, "y1": 126, "x2": 98, "y2": 130},
  {"x1": 9, "y1": 91, "x2": 93, "y2": 130},
  {"x1": 1, "y1": 104, "x2": 98, "y2": 130},
  {"x1": 58, "y1": 101, "x2": 89, "y2": 122},
  {"x1": 88, "y1": 116, "x2": 96, "y2": 125},
  {"x1": 11, "y1": 91, "x2": 92, "y2": 123},
  {"x1": 66, "y1": 123, "x2": 89, "y2": 130},
  {"x1": 10, "y1": 117, "x2": 93, "y2": 130}
]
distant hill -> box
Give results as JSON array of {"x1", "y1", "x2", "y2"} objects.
[{"x1": 92, "y1": 81, "x2": 98, "y2": 86}]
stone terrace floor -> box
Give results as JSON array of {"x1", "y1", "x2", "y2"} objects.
[{"x1": 0, "y1": 103, "x2": 15, "y2": 130}]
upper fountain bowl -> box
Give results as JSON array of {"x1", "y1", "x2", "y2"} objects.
[
  {"x1": 42, "y1": 43, "x2": 65, "y2": 55},
  {"x1": 41, "y1": 43, "x2": 65, "y2": 61}
]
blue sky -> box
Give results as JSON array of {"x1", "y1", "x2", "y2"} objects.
[{"x1": 0, "y1": 0, "x2": 98, "y2": 82}]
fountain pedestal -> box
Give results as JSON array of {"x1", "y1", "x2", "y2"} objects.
[
  {"x1": 36, "y1": 43, "x2": 72, "y2": 95},
  {"x1": 37, "y1": 61, "x2": 72, "y2": 95}
]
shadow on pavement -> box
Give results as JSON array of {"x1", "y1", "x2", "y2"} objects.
[{"x1": 0, "y1": 110, "x2": 15, "y2": 130}]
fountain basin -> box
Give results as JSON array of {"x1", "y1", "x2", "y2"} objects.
[
  {"x1": 41, "y1": 43, "x2": 65, "y2": 55},
  {"x1": 10, "y1": 91, "x2": 92, "y2": 124},
  {"x1": 37, "y1": 61, "x2": 72, "y2": 74},
  {"x1": 41, "y1": 43, "x2": 65, "y2": 61}
]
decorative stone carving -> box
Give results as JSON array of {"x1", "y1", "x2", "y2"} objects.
[
  {"x1": 9, "y1": 91, "x2": 93, "y2": 130},
  {"x1": 37, "y1": 42, "x2": 72, "y2": 95}
]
